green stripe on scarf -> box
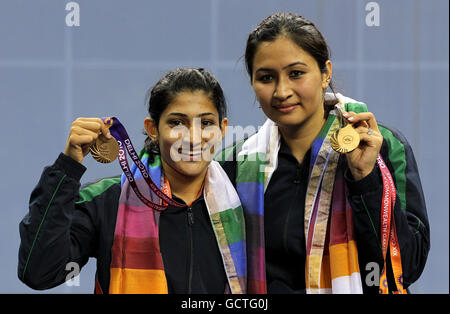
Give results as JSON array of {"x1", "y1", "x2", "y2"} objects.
[
  {"x1": 236, "y1": 153, "x2": 267, "y2": 184},
  {"x1": 317, "y1": 115, "x2": 336, "y2": 139},
  {"x1": 216, "y1": 138, "x2": 246, "y2": 165},
  {"x1": 148, "y1": 153, "x2": 162, "y2": 168},
  {"x1": 219, "y1": 206, "x2": 246, "y2": 244}
]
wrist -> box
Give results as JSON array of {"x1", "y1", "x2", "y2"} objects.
[
  {"x1": 63, "y1": 143, "x2": 84, "y2": 164},
  {"x1": 56, "y1": 153, "x2": 87, "y2": 180},
  {"x1": 350, "y1": 167, "x2": 373, "y2": 181},
  {"x1": 345, "y1": 165, "x2": 381, "y2": 195}
]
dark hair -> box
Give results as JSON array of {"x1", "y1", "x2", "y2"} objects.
[
  {"x1": 144, "y1": 68, "x2": 227, "y2": 157},
  {"x1": 244, "y1": 13, "x2": 338, "y2": 112}
]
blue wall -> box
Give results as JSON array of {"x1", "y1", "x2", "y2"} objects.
[{"x1": 0, "y1": 0, "x2": 448, "y2": 293}]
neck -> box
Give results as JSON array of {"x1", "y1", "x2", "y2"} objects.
[
  {"x1": 278, "y1": 113, "x2": 326, "y2": 164},
  {"x1": 161, "y1": 162, "x2": 207, "y2": 206}
]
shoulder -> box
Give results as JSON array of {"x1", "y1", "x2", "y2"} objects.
[
  {"x1": 377, "y1": 122, "x2": 419, "y2": 211},
  {"x1": 377, "y1": 122, "x2": 414, "y2": 163}
]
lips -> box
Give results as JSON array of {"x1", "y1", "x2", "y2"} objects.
[
  {"x1": 178, "y1": 149, "x2": 202, "y2": 156},
  {"x1": 179, "y1": 151, "x2": 202, "y2": 157},
  {"x1": 273, "y1": 103, "x2": 300, "y2": 113},
  {"x1": 177, "y1": 147, "x2": 204, "y2": 161}
]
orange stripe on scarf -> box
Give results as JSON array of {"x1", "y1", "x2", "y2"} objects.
[{"x1": 109, "y1": 268, "x2": 167, "y2": 294}]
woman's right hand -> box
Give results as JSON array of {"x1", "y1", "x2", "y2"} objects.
[{"x1": 63, "y1": 118, "x2": 112, "y2": 164}]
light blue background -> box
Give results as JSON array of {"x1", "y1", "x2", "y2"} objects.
[{"x1": 0, "y1": 0, "x2": 448, "y2": 293}]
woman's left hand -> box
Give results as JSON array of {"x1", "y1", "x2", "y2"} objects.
[{"x1": 342, "y1": 111, "x2": 383, "y2": 181}]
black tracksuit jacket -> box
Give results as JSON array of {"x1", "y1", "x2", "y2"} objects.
[{"x1": 18, "y1": 125, "x2": 430, "y2": 294}]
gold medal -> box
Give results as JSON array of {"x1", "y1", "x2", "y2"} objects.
[
  {"x1": 330, "y1": 124, "x2": 360, "y2": 154},
  {"x1": 90, "y1": 134, "x2": 119, "y2": 163}
]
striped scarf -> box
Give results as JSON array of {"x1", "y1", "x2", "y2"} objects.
[
  {"x1": 109, "y1": 151, "x2": 247, "y2": 294},
  {"x1": 233, "y1": 94, "x2": 367, "y2": 293}
]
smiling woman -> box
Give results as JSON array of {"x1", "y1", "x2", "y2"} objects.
[
  {"x1": 219, "y1": 12, "x2": 430, "y2": 294},
  {"x1": 143, "y1": 69, "x2": 228, "y2": 205},
  {"x1": 18, "y1": 68, "x2": 247, "y2": 294},
  {"x1": 251, "y1": 36, "x2": 332, "y2": 162}
]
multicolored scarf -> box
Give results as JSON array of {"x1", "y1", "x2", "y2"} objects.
[
  {"x1": 108, "y1": 151, "x2": 247, "y2": 294},
  {"x1": 232, "y1": 93, "x2": 368, "y2": 293}
]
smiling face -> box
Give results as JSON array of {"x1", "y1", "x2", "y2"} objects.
[
  {"x1": 251, "y1": 36, "x2": 332, "y2": 132},
  {"x1": 145, "y1": 90, "x2": 228, "y2": 179}
]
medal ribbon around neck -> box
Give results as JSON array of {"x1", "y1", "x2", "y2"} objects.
[{"x1": 97, "y1": 117, "x2": 185, "y2": 211}]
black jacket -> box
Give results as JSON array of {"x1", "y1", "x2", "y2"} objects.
[
  {"x1": 219, "y1": 124, "x2": 430, "y2": 294},
  {"x1": 18, "y1": 153, "x2": 227, "y2": 293},
  {"x1": 18, "y1": 124, "x2": 429, "y2": 294}
]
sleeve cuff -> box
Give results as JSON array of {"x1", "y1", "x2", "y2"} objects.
[
  {"x1": 54, "y1": 153, "x2": 87, "y2": 181},
  {"x1": 345, "y1": 165, "x2": 382, "y2": 195}
]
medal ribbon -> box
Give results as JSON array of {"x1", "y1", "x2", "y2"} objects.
[
  {"x1": 161, "y1": 175, "x2": 171, "y2": 207},
  {"x1": 376, "y1": 154, "x2": 407, "y2": 294},
  {"x1": 104, "y1": 117, "x2": 185, "y2": 211}
]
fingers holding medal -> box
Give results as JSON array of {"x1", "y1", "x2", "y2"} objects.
[
  {"x1": 330, "y1": 124, "x2": 360, "y2": 153},
  {"x1": 336, "y1": 111, "x2": 384, "y2": 181},
  {"x1": 90, "y1": 131, "x2": 119, "y2": 164},
  {"x1": 331, "y1": 110, "x2": 383, "y2": 154},
  {"x1": 64, "y1": 117, "x2": 117, "y2": 164},
  {"x1": 343, "y1": 111, "x2": 383, "y2": 147}
]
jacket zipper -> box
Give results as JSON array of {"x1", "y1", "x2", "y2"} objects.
[
  {"x1": 283, "y1": 167, "x2": 301, "y2": 253},
  {"x1": 187, "y1": 206, "x2": 194, "y2": 294}
]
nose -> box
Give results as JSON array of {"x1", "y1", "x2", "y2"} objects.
[
  {"x1": 273, "y1": 76, "x2": 292, "y2": 101},
  {"x1": 182, "y1": 119, "x2": 202, "y2": 149}
]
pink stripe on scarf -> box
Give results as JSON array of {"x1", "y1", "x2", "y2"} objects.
[{"x1": 115, "y1": 204, "x2": 159, "y2": 238}]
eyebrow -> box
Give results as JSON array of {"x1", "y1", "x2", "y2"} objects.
[
  {"x1": 255, "y1": 62, "x2": 308, "y2": 73},
  {"x1": 167, "y1": 112, "x2": 217, "y2": 118}
]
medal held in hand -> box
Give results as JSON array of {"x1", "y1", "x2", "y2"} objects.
[
  {"x1": 90, "y1": 135, "x2": 120, "y2": 163},
  {"x1": 330, "y1": 106, "x2": 360, "y2": 154}
]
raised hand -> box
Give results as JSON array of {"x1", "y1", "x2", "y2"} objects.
[
  {"x1": 342, "y1": 111, "x2": 383, "y2": 181},
  {"x1": 63, "y1": 117, "x2": 112, "y2": 163}
]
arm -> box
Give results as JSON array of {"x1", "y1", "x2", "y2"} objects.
[
  {"x1": 19, "y1": 117, "x2": 118, "y2": 290},
  {"x1": 346, "y1": 128, "x2": 430, "y2": 292},
  {"x1": 18, "y1": 153, "x2": 96, "y2": 290}
]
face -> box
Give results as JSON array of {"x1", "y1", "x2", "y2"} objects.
[
  {"x1": 251, "y1": 36, "x2": 332, "y2": 132},
  {"x1": 145, "y1": 90, "x2": 228, "y2": 179}
]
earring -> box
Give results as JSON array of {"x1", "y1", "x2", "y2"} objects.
[{"x1": 323, "y1": 78, "x2": 330, "y2": 90}]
